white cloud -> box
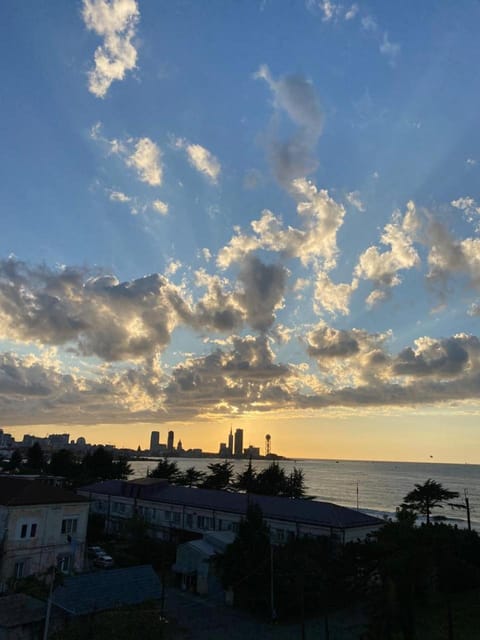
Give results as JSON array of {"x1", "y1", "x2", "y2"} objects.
[
  {"x1": 314, "y1": 272, "x2": 358, "y2": 316},
  {"x1": 175, "y1": 138, "x2": 221, "y2": 183},
  {"x1": 346, "y1": 190, "x2": 365, "y2": 212},
  {"x1": 125, "y1": 138, "x2": 163, "y2": 186},
  {"x1": 380, "y1": 32, "x2": 400, "y2": 61},
  {"x1": 466, "y1": 158, "x2": 477, "y2": 166},
  {"x1": 355, "y1": 201, "x2": 420, "y2": 302},
  {"x1": 451, "y1": 196, "x2": 480, "y2": 231},
  {"x1": 108, "y1": 190, "x2": 131, "y2": 202},
  {"x1": 152, "y1": 200, "x2": 169, "y2": 215},
  {"x1": 82, "y1": 0, "x2": 140, "y2": 98}
]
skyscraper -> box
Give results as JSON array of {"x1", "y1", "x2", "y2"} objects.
[
  {"x1": 167, "y1": 430, "x2": 174, "y2": 452},
  {"x1": 234, "y1": 428, "x2": 243, "y2": 457},
  {"x1": 228, "y1": 428, "x2": 234, "y2": 457},
  {"x1": 150, "y1": 431, "x2": 160, "y2": 453}
]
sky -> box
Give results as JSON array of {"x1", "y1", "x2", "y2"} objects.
[{"x1": 1, "y1": 1, "x2": 480, "y2": 462}]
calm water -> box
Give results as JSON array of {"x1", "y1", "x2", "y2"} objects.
[{"x1": 130, "y1": 458, "x2": 480, "y2": 530}]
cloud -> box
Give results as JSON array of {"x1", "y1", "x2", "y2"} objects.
[
  {"x1": 355, "y1": 201, "x2": 420, "y2": 305},
  {"x1": 217, "y1": 179, "x2": 346, "y2": 271},
  {"x1": 237, "y1": 256, "x2": 288, "y2": 331},
  {"x1": 313, "y1": 271, "x2": 358, "y2": 316},
  {"x1": 0, "y1": 258, "x2": 187, "y2": 362},
  {"x1": 152, "y1": 200, "x2": 169, "y2": 215},
  {"x1": 254, "y1": 65, "x2": 323, "y2": 184},
  {"x1": 379, "y1": 32, "x2": 400, "y2": 62},
  {"x1": 175, "y1": 138, "x2": 221, "y2": 183},
  {"x1": 108, "y1": 190, "x2": 131, "y2": 202},
  {"x1": 91, "y1": 124, "x2": 163, "y2": 187},
  {"x1": 82, "y1": 0, "x2": 139, "y2": 98},
  {"x1": 451, "y1": 196, "x2": 480, "y2": 231},
  {"x1": 393, "y1": 335, "x2": 476, "y2": 379},
  {"x1": 306, "y1": 1, "x2": 358, "y2": 22},
  {"x1": 346, "y1": 190, "x2": 365, "y2": 212},
  {"x1": 125, "y1": 138, "x2": 163, "y2": 186}
]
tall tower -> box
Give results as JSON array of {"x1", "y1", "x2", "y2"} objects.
[
  {"x1": 234, "y1": 428, "x2": 244, "y2": 457},
  {"x1": 150, "y1": 431, "x2": 160, "y2": 453},
  {"x1": 228, "y1": 428, "x2": 234, "y2": 457},
  {"x1": 265, "y1": 434, "x2": 271, "y2": 457},
  {"x1": 167, "y1": 430, "x2": 174, "y2": 452}
]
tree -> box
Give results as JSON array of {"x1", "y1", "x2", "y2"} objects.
[
  {"x1": 402, "y1": 479, "x2": 459, "y2": 525},
  {"x1": 178, "y1": 466, "x2": 205, "y2": 487},
  {"x1": 254, "y1": 461, "x2": 288, "y2": 496},
  {"x1": 26, "y1": 442, "x2": 44, "y2": 472},
  {"x1": 7, "y1": 449, "x2": 22, "y2": 471},
  {"x1": 202, "y1": 460, "x2": 234, "y2": 490},
  {"x1": 49, "y1": 449, "x2": 78, "y2": 478},
  {"x1": 285, "y1": 467, "x2": 309, "y2": 498},
  {"x1": 235, "y1": 458, "x2": 257, "y2": 492},
  {"x1": 148, "y1": 457, "x2": 180, "y2": 482},
  {"x1": 216, "y1": 503, "x2": 271, "y2": 612}
]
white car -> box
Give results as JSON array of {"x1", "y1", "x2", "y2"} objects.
[{"x1": 93, "y1": 554, "x2": 114, "y2": 568}]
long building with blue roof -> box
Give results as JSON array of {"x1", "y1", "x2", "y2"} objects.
[{"x1": 79, "y1": 478, "x2": 382, "y2": 544}]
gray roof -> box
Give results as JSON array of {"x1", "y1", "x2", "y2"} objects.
[
  {"x1": 51, "y1": 565, "x2": 162, "y2": 615},
  {"x1": 0, "y1": 476, "x2": 88, "y2": 506},
  {"x1": 0, "y1": 594, "x2": 46, "y2": 628},
  {"x1": 80, "y1": 478, "x2": 382, "y2": 530}
]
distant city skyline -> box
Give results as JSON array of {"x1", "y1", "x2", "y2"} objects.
[{"x1": 1, "y1": 2, "x2": 480, "y2": 464}]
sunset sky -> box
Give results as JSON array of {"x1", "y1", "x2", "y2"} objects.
[{"x1": 1, "y1": 1, "x2": 480, "y2": 462}]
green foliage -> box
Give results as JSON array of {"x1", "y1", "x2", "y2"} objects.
[
  {"x1": 50, "y1": 603, "x2": 169, "y2": 640},
  {"x1": 202, "y1": 460, "x2": 234, "y2": 490},
  {"x1": 234, "y1": 461, "x2": 310, "y2": 498},
  {"x1": 26, "y1": 442, "x2": 44, "y2": 471},
  {"x1": 148, "y1": 457, "x2": 181, "y2": 482},
  {"x1": 49, "y1": 449, "x2": 78, "y2": 479},
  {"x1": 178, "y1": 466, "x2": 205, "y2": 487},
  {"x1": 402, "y1": 478, "x2": 459, "y2": 525},
  {"x1": 87, "y1": 512, "x2": 106, "y2": 542},
  {"x1": 7, "y1": 448, "x2": 22, "y2": 471},
  {"x1": 216, "y1": 503, "x2": 270, "y2": 613}
]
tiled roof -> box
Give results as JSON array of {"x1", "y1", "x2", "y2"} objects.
[
  {"x1": 0, "y1": 477, "x2": 88, "y2": 506},
  {"x1": 51, "y1": 565, "x2": 162, "y2": 615},
  {"x1": 80, "y1": 479, "x2": 382, "y2": 530}
]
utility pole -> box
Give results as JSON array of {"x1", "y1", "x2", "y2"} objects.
[{"x1": 42, "y1": 566, "x2": 55, "y2": 640}]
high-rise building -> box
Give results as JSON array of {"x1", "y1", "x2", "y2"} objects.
[
  {"x1": 150, "y1": 431, "x2": 160, "y2": 453},
  {"x1": 167, "y1": 430, "x2": 174, "y2": 452},
  {"x1": 234, "y1": 428, "x2": 243, "y2": 457},
  {"x1": 228, "y1": 428, "x2": 233, "y2": 457}
]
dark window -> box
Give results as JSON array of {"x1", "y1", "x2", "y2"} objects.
[
  {"x1": 20, "y1": 524, "x2": 28, "y2": 538},
  {"x1": 30, "y1": 523, "x2": 37, "y2": 538}
]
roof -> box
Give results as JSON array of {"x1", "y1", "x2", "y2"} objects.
[
  {"x1": 0, "y1": 476, "x2": 88, "y2": 506},
  {"x1": 0, "y1": 594, "x2": 46, "y2": 628},
  {"x1": 80, "y1": 479, "x2": 382, "y2": 530},
  {"x1": 52, "y1": 565, "x2": 162, "y2": 615}
]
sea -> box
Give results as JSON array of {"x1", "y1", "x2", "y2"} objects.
[{"x1": 129, "y1": 458, "x2": 480, "y2": 531}]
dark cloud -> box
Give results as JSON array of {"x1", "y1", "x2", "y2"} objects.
[
  {"x1": 256, "y1": 66, "x2": 323, "y2": 185},
  {"x1": 307, "y1": 326, "x2": 360, "y2": 358},
  {"x1": 237, "y1": 255, "x2": 288, "y2": 331},
  {"x1": 393, "y1": 335, "x2": 476, "y2": 378}
]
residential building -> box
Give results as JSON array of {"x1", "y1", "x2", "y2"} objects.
[
  {"x1": 0, "y1": 478, "x2": 89, "y2": 590},
  {"x1": 79, "y1": 477, "x2": 382, "y2": 545},
  {"x1": 233, "y1": 429, "x2": 243, "y2": 457}
]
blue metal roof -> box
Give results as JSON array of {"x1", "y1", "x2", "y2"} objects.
[
  {"x1": 80, "y1": 479, "x2": 382, "y2": 530},
  {"x1": 52, "y1": 565, "x2": 162, "y2": 615}
]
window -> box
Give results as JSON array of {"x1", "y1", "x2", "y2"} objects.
[
  {"x1": 164, "y1": 510, "x2": 171, "y2": 521},
  {"x1": 57, "y1": 555, "x2": 71, "y2": 573},
  {"x1": 14, "y1": 561, "x2": 26, "y2": 579},
  {"x1": 61, "y1": 518, "x2": 78, "y2": 535},
  {"x1": 30, "y1": 523, "x2": 37, "y2": 538},
  {"x1": 186, "y1": 514, "x2": 193, "y2": 528},
  {"x1": 20, "y1": 524, "x2": 28, "y2": 539},
  {"x1": 172, "y1": 511, "x2": 181, "y2": 524}
]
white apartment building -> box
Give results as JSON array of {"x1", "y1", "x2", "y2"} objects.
[{"x1": 0, "y1": 477, "x2": 89, "y2": 590}]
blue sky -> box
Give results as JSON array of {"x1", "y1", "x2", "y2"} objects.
[{"x1": 1, "y1": 0, "x2": 480, "y2": 461}]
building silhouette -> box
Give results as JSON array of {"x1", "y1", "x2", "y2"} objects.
[
  {"x1": 150, "y1": 431, "x2": 160, "y2": 453},
  {"x1": 167, "y1": 430, "x2": 174, "y2": 452},
  {"x1": 228, "y1": 428, "x2": 233, "y2": 457},
  {"x1": 234, "y1": 428, "x2": 243, "y2": 457}
]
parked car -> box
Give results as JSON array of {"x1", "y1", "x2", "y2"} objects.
[{"x1": 93, "y1": 553, "x2": 114, "y2": 568}]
